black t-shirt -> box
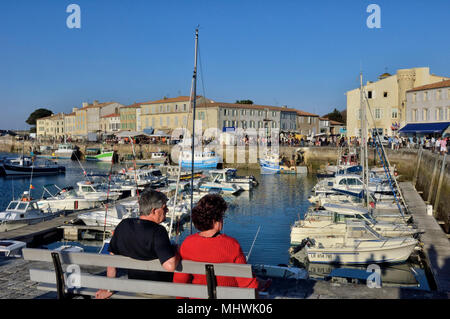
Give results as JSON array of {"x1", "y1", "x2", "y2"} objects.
[{"x1": 109, "y1": 218, "x2": 175, "y2": 282}]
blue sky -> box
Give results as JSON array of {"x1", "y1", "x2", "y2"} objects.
[{"x1": 0, "y1": 0, "x2": 449, "y2": 129}]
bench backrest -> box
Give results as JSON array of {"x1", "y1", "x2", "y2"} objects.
[{"x1": 23, "y1": 248, "x2": 256, "y2": 299}]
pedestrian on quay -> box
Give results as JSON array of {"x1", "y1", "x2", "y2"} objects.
[
  {"x1": 440, "y1": 137, "x2": 447, "y2": 155},
  {"x1": 95, "y1": 190, "x2": 180, "y2": 299},
  {"x1": 172, "y1": 194, "x2": 261, "y2": 298}
]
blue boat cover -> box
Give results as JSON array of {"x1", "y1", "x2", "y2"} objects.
[{"x1": 399, "y1": 122, "x2": 450, "y2": 134}]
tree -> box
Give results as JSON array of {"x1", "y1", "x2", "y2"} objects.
[
  {"x1": 26, "y1": 108, "x2": 53, "y2": 126},
  {"x1": 323, "y1": 108, "x2": 344, "y2": 123},
  {"x1": 235, "y1": 100, "x2": 254, "y2": 105}
]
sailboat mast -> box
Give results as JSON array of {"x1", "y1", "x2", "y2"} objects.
[
  {"x1": 190, "y1": 28, "x2": 199, "y2": 235},
  {"x1": 360, "y1": 72, "x2": 370, "y2": 206}
]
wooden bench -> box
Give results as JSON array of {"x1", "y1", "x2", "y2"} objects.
[{"x1": 22, "y1": 248, "x2": 257, "y2": 299}]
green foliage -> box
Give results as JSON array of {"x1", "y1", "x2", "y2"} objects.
[
  {"x1": 235, "y1": 100, "x2": 254, "y2": 105},
  {"x1": 323, "y1": 108, "x2": 344, "y2": 123},
  {"x1": 26, "y1": 108, "x2": 53, "y2": 126}
]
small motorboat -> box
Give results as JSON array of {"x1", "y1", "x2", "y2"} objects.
[
  {"x1": 0, "y1": 240, "x2": 26, "y2": 257},
  {"x1": 0, "y1": 192, "x2": 61, "y2": 232}
]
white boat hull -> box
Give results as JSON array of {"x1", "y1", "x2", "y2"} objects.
[{"x1": 306, "y1": 238, "x2": 417, "y2": 264}]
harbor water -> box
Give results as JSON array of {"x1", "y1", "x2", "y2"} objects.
[{"x1": 0, "y1": 153, "x2": 430, "y2": 289}]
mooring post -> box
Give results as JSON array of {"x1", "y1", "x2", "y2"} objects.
[
  {"x1": 413, "y1": 147, "x2": 423, "y2": 187},
  {"x1": 433, "y1": 152, "x2": 447, "y2": 217},
  {"x1": 427, "y1": 156, "x2": 440, "y2": 203}
]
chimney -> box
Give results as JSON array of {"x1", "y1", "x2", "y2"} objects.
[
  {"x1": 93, "y1": 100, "x2": 99, "y2": 105},
  {"x1": 282, "y1": 105, "x2": 288, "y2": 108},
  {"x1": 72, "y1": 107, "x2": 78, "y2": 113},
  {"x1": 82, "y1": 102, "x2": 88, "y2": 108}
]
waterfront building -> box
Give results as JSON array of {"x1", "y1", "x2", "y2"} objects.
[
  {"x1": 71, "y1": 101, "x2": 122, "y2": 139},
  {"x1": 296, "y1": 110, "x2": 319, "y2": 136},
  {"x1": 319, "y1": 117, "x2": 330, "y2": 134},
  {"x1": 328, "y1": 120, "x2": 346, "y2": 135},
  {"x1": 119, "y1": 103, "x2": 141, "y2": 131},
  {"x1": 100, "y1": 113, "x2": 121, "y2": 134},
  {"x1": 36, "y1": 113, "x2": 65, "y2": 140},
  {"x1": 400, "y1": 79, "x2": 450, "y2": 136},
  {"x1": 346, "y1": 67, "x2": 449, "y2": 138},
  {"x1": 139, "y1": 96, "x2": 213, "y2": 133}
]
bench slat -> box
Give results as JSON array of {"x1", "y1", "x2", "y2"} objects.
[
  {"x1": 36, "y1": 283, "x2": 174, "y2": 299},
  {"x1": 23, "y1": 248, "x2": 253, "y2": 278},
  {"x1": 30, "y1": 269, "x2": 256, "y2": 299}
]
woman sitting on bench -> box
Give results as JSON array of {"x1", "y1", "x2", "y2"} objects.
[{"x1": 173, "y1": 194, "x2": 259, "y2": 297}]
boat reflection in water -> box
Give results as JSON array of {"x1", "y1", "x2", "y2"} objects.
[{"x1": 289, "y1": 254, "x2": 430, "y2": 290}]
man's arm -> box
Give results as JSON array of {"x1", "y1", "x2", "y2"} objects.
[
  {"x1": 161, "y1": 253, "x2": 179, "y2": 272},
  {"x1": 95, "y1": 252, "x2": 116, "y2": 299}
]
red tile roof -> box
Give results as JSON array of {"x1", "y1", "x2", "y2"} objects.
[
  {"x1": 101, "y1": 113, "x2": 120, "y2": 118},
  {"x1": 407, "y1": 79, "x2": 450, "y2": 92},
  {"x1": 142, "y1": 96, "x2": 204, "y2": 105}
]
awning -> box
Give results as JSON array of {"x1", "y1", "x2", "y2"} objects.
[
  {"x1": 399, "y1": 122, "x2": 450, "y2": 134},
  {"x1": 115, "y1": 131, "x2": 152, "y2": 138}
]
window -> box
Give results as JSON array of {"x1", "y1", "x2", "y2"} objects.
[
  {"x1": 367, "y1": 91, "x2": 373, "y2": 99},
  {"x1": 175, "y1": 104, "x2": 178, "y2": 111},
  {"x1": 375, "y1": 109, "x2": 382, "y2": 119},
  {"x1": 272, "y1": 111, "x2": 276, "y2": 117},
  {"x1": 223, "y1": 120, "x2": 227, "y2": 128},
  {"x1": 224, "y1": 109, "x2": 228, "y2": 116},
  {"x1": 183, "y1": 104, "x2": 187, "y2": 111},
  {"x1": 241, "y1": 110, "x2": 246, "y2": 116},
  {"x1": 412, "y1": 109, "x2": 417, "y2": 122},
  {"x1": 436, "y1": 108, "x2": 443, "y2": 121},
  {"x1": 383, "y1": 91, "x2": 388, "y2": 98},
  {"x1": 250, "y1": 120, "x2": 255, "y2": 128},
  {"x1": 412, "y1": 93, "x2": 417, "y2": 103},
  {"x1": 242, "y1": 121, "x2": 247, "y2": 128},
  {"x1": 391, "y1": 108, "x2": 398, "y2": 119},
  {"x1": 250, "y1": 110, "x2": 255, "y2": 116},
  {"x1": 423, "y1": 108, "x2": 428, "y2": 121},
  {"x1": 436, "y1": 90, "x2": 441, "y2": 100},
  {"x1": 423, "y1": 92, "x2": 428, "y2": 101},
  {"x1": 258, "y1": 121, "x2": 263, "y2": 128},
  {"x1": 160, "y1": 105, "x2": 163, "y2": 112},
  {"x1": 272, "y1": 121, "x2": 277, "y2": 128}
]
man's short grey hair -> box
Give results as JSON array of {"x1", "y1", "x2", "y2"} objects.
[{"x1": 139, "y1": 190, "x2": 168, "y2": 216}]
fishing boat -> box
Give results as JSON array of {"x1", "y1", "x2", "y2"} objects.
[
  {"x1": 2, "y1": 156, "x2": 65, "y2": 176},
  {"x1": 37, "y1": 184, "x2": 103, "y2": 211},
  {"x1": 85, "y1": 148, "x2": 115, "y2": 162},
  {"x1": 179, "y1": 148, "x2": 221, "y2": 169},
  {"x1": 258, "y1": 151, "x2": 280, "y2": 174},
  {"x1": 0, "y1": 192, "x2": 61, "y2": 232},
  {"x1": 304, "y1": 221, "x2": 418, "y2": 264}
]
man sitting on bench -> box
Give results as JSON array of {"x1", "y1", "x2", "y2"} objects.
[{"x1": 96, "y1": 190, "x2": 180, "y2": 299}]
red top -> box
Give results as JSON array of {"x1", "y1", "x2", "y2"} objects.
[{"x1": 173, "y1": 233, "x2": 258, "y2": 292}]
